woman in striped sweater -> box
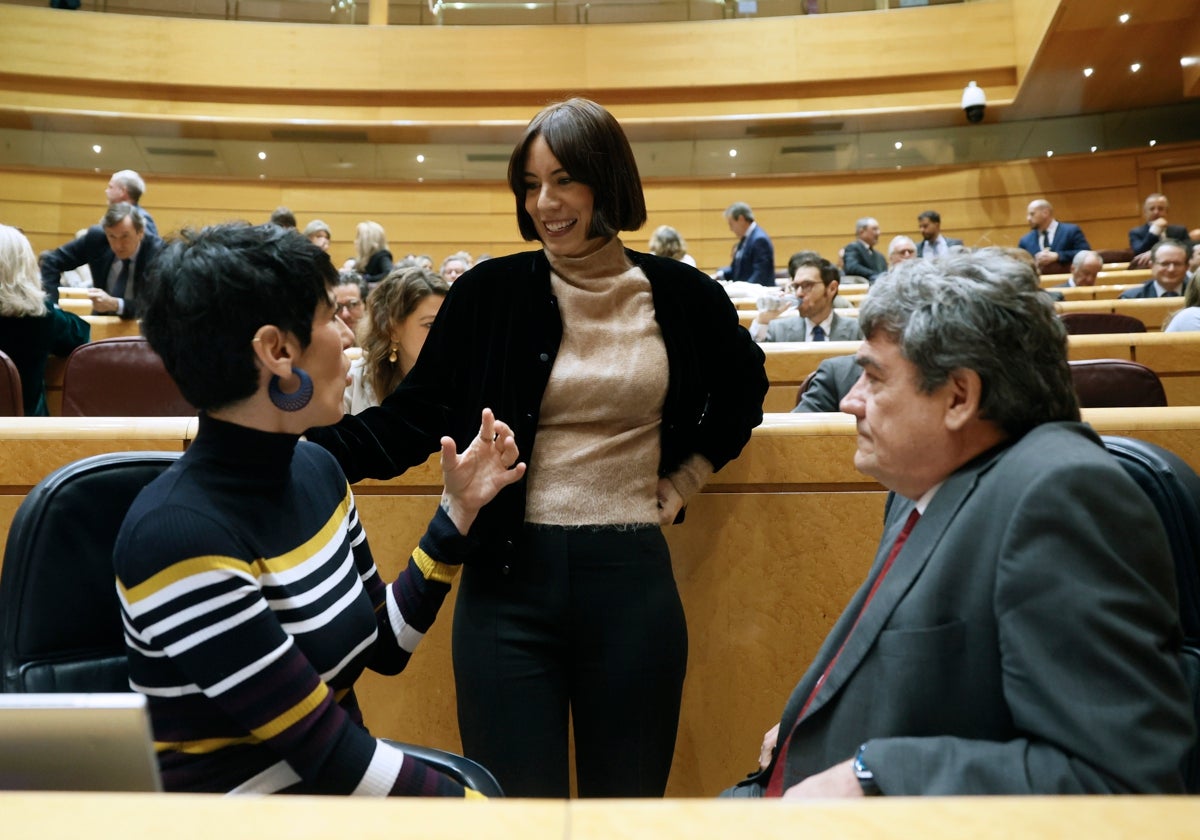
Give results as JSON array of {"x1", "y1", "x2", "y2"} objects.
[{"x1": 114, "y1": 222, "x2": 524, "y2": 796}]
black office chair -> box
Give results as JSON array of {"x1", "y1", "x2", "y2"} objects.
[
  {"x1": 0, "y1": 451, "x2": 501, "y2": 796},
  {"x1": 1102, "y1": 436, "x2": 1200, "y2": 793}
]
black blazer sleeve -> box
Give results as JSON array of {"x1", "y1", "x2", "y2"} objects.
[{"x1": 40, "y1": 226, "x2": 108, "y2": 304}]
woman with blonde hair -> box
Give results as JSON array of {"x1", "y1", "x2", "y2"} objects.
[
  {"x1": 0, "y1": 224, "x2": 89, "y2": 415},
  {"x1": 345, "y1": 266, "x2": 448, "y2": 413},
  {"x1": 353, "y1": 220, "x2": 394, "y2": 284},
  {"x1": 648, "y1": 224, "x2": 697, "y2": 267}
]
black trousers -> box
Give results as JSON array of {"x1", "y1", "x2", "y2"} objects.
[{"x1": 452, "y1": 524, "x2": 688, "y2": 798}]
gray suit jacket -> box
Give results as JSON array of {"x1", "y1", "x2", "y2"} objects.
[
  {"x1": 765, "y1": 311, "x2": 862, "y2": 343},
  {"x1": 751, "y1": 422, "x2": 1193, "y2": 794},
  {"x1": 792, "y1": 353, "x2": 861, "y2": 413}
]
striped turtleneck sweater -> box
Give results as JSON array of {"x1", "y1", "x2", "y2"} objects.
[{"x1": 114, "y1": 412, "x2": 476, "y2": 797}]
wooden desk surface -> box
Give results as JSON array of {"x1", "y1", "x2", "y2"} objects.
[{"x1": 1, "y1": 793, "x2": 1196, "y2": 839}]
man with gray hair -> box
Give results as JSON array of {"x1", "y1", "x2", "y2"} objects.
[
  {"x1": 885, "y1": 235, "x2": 917, "y2": 268},
  {"x1": 728, "y1": 249, "x2": 1193, "y2": 797},
  {"x1": 717, "y1": 202, "x2": 776, "y2": 286},
  {"x1": 41, "y1": 202, "x2": 163, "y2": 319},
  {"x1": 842, "y1": 217, "x2": 887, "y2": 281},
  {"x1": 105, "y1": 169, "x2": 158, "y2": 237},
  {"x1": 1055, "y1": 249, "x2": 1104, "y2": 289}
]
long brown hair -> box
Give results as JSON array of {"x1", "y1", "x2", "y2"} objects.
[{"x1": 359, "y1": 266, "x2": 448, "y2": 400}]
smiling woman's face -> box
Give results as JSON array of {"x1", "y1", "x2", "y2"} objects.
[{"x1": 521, "y1": 135, "x2": 604, "y2": 259}]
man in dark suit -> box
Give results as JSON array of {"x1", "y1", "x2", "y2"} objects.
[
  {"x1": 1119, "y1": 239, "x2": 1190, "y2": 299},
  {"x1": 1018, "y1": 199, "x2": 1090, "y2": 273},
  {"x1": 717, "y1": 202, "x2": 776, "y2": 286},
  {"x1": 842, "y1": 218, "x2": 887, "y2": 282},
  {"x1": 1129, "y1": 193, "x2": 1195, "y2": 268},
  {"x1": 41, "y1": 203, "x2": 162, "y2": 320},
  {"x1": 915, "y1": 210, "x2": 963, "y2": 259},
  {"x1": 728, "y1": 250, "x2": 1193, "y2": 797}
]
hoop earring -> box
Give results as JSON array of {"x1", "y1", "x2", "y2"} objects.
[
  {"x1": 388, "y1": 343, "x2": 398, "y2": 364},
  {"x1": 268, "y1": 368, "x2": 314, "y2": 412}
]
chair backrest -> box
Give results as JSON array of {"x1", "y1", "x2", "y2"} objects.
[
  {"x1": 1059, "y1": 312, "x2": 1147, "y2": 335},
  {"x1": 61, "y1": 336, "x2": 196, "y2": 417},
  {"x1": 1070, "y1": 359, "x2": 1167, "y2": 408},
  {"x1": 0, "y1": 349, "x2": 22, "y2": 417},
  {"x1": 1182, "y1": 645, "x2": 1200, "y2": 793},
  {"x1": 0, "y1": 451, "x2": 181, "y2": 693}
]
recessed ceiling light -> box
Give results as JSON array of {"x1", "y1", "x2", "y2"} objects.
[
  {"x1": 1130, "y1": 63, "x2": 1141, "y2": 73},
  {"x1": 1090, "y1": 146, "x2": 1098, "y2": 153},
  {"x1": 1118, "y1": 13, "x2": 1130, "y2": 24},
  {"x1": 894, "y1": 141, "x2": 903, "y2": 150},
  {"x1": 729, "y1": 149, "x2": 737, "y2": 158},
  {"x1": 729, "y1": 172, "x2": 736, "y2": 178},
  {"x1": 1046, "y1": 150, "x2": 1054, "y2": 158},
  {"x1": 92, "y1": 144, "x2": 102, "y2": 153},
  {"x1": 1182, "y1": 57, "x2": 1199, "y2": 68},
  {"x1": 257, "y1": 151, "x2": 267, "y2": 160},
  {"x1": 1083, "y1": 67, "x2": 1094, "y2": 78},
  {"x1": 1149, "y1": 140, "x2": 1157, "y2": 147},
  {"x1": 416, "y1": 154, "x2": 425, "y2": 163}
]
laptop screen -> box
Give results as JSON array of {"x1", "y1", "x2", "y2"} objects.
[{"x1": 0, "y1": 693, "x2": 162, "y2": 792}]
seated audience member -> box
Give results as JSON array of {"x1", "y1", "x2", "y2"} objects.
[
  {"x1": 1119, "y1": 239, "x2": 1190, "y2": 299},
  {"x1": 40, "y1": 203, "x2": 162, "y2": 319},
  {"x1": 1130, "y1": 193, "x2": 1195, "y2": 268},
  {"x1": 0, "y1": 225, "x2": 90, "y2": 415},
  {"x1": 105, "y1": 169, "x2": 158, "y2": 238},
  {"x1": 270, "y1": 206, "x2": 297, "y2": 229},
  {"x1": 349, "y1": 221, "x2": 393, "y2": 284},
  {"x1": 751, "y1": 255, "x2": 862, "y2": 343},
  {"x1": 791, "y1": 353, "x2": 861, "y2": 414},
  {"x1": 304, "y1": 219, "x2": 332, "y2": 252},
  {"x1": 115, "y1": 222, "x2": 525, "y2": 796},
  {"x1": 333, "y1": 270, "x2": 368, "y2": 337},
  {"x1": 717, "y1": 202, "x2": 776, "y2": 286},
  {"x1": 346, "y1": 266, "x2": 449, "y2": 413},
  {"x1": 842, "y1": 218, "x2": 887, "y2": 282},
  {"x1": 915, "y1": 210, "x2": 962, "y2": 259},
  {"x1": 1164, "y1": 275, "x2": 1200, "y2": 333},
  {"x1": 886, "y1": 236, "x2": 917, "y2": 268},
  {"x1": 410, "y1": 254, "x2": 435, "y2": 272},
  {"x1": 648, "y1": 225, "x2": 697, "y2": 267},
  {"x1": 439, "y1": 251, "x2": 472, "y2": 284},
  {"x1": 1019, "y1": 199, "x2": 1090, "y2": 273},
  {"x1": 729, "y1": 249, "x2": 1194, "y2": 798},
  {"x1": 1056, "y1": 250, "x2": 1103, "y2": 288}
]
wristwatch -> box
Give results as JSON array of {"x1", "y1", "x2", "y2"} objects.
[{"x1": 853, "y1": 742, "x2": 883, "y2": 796}]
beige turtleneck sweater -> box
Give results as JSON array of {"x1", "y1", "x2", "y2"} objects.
[{"x1": 524, "y1": 237, "x2": 711, "y2": 526}]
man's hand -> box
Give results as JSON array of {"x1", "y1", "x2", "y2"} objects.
[
  {"x1": 758, "y1": 723, "x2": 779, "y2": 771},
  {"x1": 1034, "y1": 250, "x2": 1060, "y2": 270},
  {"x1": 87, "y1": 288, "x2": 119, "y2": 314},
  {"x1": 1130, "y1": 250, "x2": 1153, "y2": 269},
  {"x1": 781, "y1": 758, "x2": 864, "y2": 799},
  {"x1": 440, "y1": 408, "x2": 526, "y2": 535}
]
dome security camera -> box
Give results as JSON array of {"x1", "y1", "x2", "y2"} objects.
[{"x1": 962, "y1": 81, "x2": 986, "y2": 124}]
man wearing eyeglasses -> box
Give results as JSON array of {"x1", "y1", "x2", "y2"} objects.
[
  {"x1": 1119, "y1": 240, "x2": 1190, "y2": 299},
  {"x1": 333, "y1": 271, "x2": 367, "y2": 336},
  {"x1": 750, "y1": 254, "x2": 862, "y2": 343}
]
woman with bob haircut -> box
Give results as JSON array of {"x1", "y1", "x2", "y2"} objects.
[
  {"x1": 345, "y1": 265, "x2": 448, "y2": 413},
  {"x1": 307, "y1": 98, "x2": 768, "y2": 797},
  {"x1": 114, "y1": 223, "x2": 525, "y2": 796},
  {"x1": 0, "y1": 224, "x2": 89, "y2": 415}
]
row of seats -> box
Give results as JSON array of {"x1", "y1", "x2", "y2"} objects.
[{"x1": 0, "y1": 339, "x2": 195, "y2": 418}]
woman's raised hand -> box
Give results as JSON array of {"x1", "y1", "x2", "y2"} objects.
[{"x1": 439, "y1": 408, "x2": 527, "y2": 535}]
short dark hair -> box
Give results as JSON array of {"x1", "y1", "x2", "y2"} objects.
[
  {"x1": 508, "y1": 98, "x2": 647, "y2": 243},
  {"x1": 787, "y1": 250, "x2": 822, "y2": 277},
  {"x1": 917, "y1": 210, "x2": 941, "y2": 225},
  {"x1": 102, "y1": 203, "x2": 144, "y2": 233},
  {"x1": 141, "y1": 223, "x2": 337, "y2": 411},
  {"x1": 858, "y1": 248, "x2": 1079, "y2": 438}
]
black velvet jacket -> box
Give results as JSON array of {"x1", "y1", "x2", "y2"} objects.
[{"x1": 308, "y1": 246, "x2": 768, "y2": 563}]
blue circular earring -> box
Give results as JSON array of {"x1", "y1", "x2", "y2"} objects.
[{"x1": 268, "y1": 368, "x2": 314, "y2": 412}]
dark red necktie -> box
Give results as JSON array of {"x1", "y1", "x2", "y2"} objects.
[{"x1": 765, "y1": 508, "x2": 920, "y2": 796}]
